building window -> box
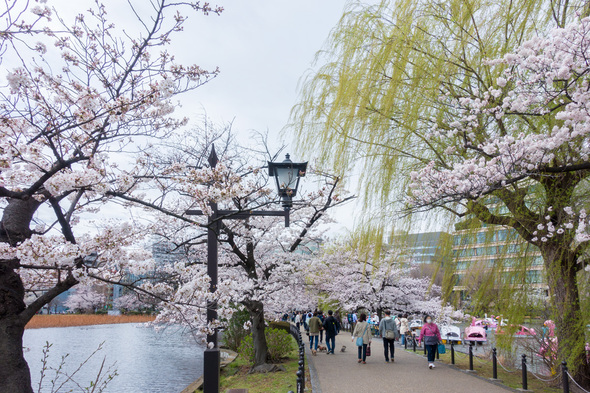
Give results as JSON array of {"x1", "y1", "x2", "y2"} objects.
[{"x1": 477, "y1": 232, "x2": 487, "y2": 244}]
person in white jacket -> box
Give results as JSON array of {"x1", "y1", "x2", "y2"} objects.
[{"x1": 399, "y1": 314, "x2": 409, "y2": 346}]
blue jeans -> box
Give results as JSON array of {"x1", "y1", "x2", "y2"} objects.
[
  {"x1": 326, "y1": 335, "x2": 335, "y2": 353},
  {"x1": 310, "y1": 335, "x2": 318, "y2": 350},
  {"x1": 401, "y1": 334, "x2": 406, "y2": 346},
  {"x1": 357, "y1": 343, "x2": 368, "y2": 361},
  {"x1": 426, "y1": 344, "x2": 436, "y2": 362}
]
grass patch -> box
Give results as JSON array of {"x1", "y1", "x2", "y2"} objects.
[
  {"x1": 26, "y1": 314, "x2": 156, "y2": 329},
  {"x1": 404, "y1": 348, "x2": 561, "y2": 393},
  {"x1": 220, "y1": 336, "x2": 311, "y2": 393}
]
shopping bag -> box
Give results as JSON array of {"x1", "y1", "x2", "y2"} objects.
[
  {"x1": 366, "y1": 344, "x2": 371, "y2": 357},
  {"x1": 438, "y1": 343, "x2": 446, "y2": 354}
]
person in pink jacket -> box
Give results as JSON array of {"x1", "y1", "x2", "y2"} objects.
[{"x1": 418, "y1": 315, "x2": 442, "y2": 369}]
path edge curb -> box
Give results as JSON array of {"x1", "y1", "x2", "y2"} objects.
[{"x1": 304, "y1": 345, "x2": 322, "y2": 393}]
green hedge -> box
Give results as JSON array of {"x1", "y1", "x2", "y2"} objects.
[
  {"x1": 221, "y1": 309, "x2": 251, "y2": 352},
  {"x1": 238, "y1": 328, "x2": 294, "y2": 364},
  {"x1": 268, "y1": 321, "x2": 291, "y2": 334}
]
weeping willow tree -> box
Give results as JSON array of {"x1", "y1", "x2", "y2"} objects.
[{"x1": 291, "y1": 0, "x2": 590, "y2": 386}]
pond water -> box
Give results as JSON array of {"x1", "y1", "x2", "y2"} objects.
[{"x1": 23, "y1": 323, "x2": 204, "y2": 393}]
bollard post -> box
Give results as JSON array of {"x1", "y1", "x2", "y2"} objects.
[
  {"x1": 451, "y1": 341, "x2": 455, "y2": 365},
  {"x1": 562, "y1": 361, "x2": 569, "y2": 393},
  {"x1": 469, "y1": 343, "x2": 474, "y2": 371},
  {"x1": 436, "y1": 344, "x2": 440, "y2": 360},
  {"x1": 521, "y1": 354, "x2": 528, "y2": 391},
  {"x1": 492, "y1": 348, "x2": 498, "y2": 380},
  {"x1": 413, "y1": 336, "x2": 417, "y2": 352},
  {"x1": 405, "y1": 335, "x2": 408, "y2": 350},
  {"x1": 424, "y1": 341, "x2": 427, "y2": 355}
]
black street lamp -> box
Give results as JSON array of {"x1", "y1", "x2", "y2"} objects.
[
  {"x1": 268, "y1": 154, "x2": 308, "y2": 209},
  {"x1": 186, "y1": 146, "x2": 306, "y2": 393}
]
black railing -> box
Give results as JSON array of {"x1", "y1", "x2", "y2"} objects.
[
  {"x1": 425, "y1": 342, "x2": 583, "y2": 393},
  {"x1": 288, "y1": 324, "x2": 305, "y2": 393}
]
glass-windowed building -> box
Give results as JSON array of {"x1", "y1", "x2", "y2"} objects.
[
  {"x1": 452, "y1": 224, "x2": 548, "y2": 301},
  {"x1": 403, "y1": 231, "x2": 453, "y2": 265}
]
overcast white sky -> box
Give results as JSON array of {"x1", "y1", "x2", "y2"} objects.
[
  {"x1": 176, "y1": 1, "x2": 360, "y2": 233},
  {"x1": 42, "y1": 0, "x2": 362, "y2": 234}
]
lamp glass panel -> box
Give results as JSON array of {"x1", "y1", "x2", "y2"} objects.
[{"x1": 276, "y1": 166, "x2": 296, "y2": 190}]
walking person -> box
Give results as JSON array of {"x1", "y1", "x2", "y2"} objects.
[
  {"x1": 318, "y1": 310, "x2": 326, "y2": 343},
  {"x1": 323, "y1": 310, "x2": 341, "y2": 355},
  {"x1": 352, "y1": 313, "x2": 372, "y2": 364},
  {"x1": 295, "y1": 312, "x2": 301, "y2": 330},
  {"x1": 304, "y1": 311, "x2": 312, "y2": 333},
  {"x1": 379, "y1": 310, "x2": 399, "y2": 363},
  {"x1": 399, "y1": 314, "x2": 409, "y2": 346},
  {"x1": 351, "y1": 312, "x2": 358, "y2": 332},
  {"x1": 418, "y1": 315, "x2": 442, "y2": 369},
  {"x1": 308, "y1": 311, "x2": 322, "y2": 353}
]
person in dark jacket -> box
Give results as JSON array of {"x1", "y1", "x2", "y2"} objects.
[
  {"x1": 318, "y1": 310, "x2": 326, "y2": 343},
  {"x1": 323, "y1": 310, "x2": 341, "y2": 355}
]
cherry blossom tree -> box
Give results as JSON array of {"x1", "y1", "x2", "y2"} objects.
[
  {"x1": 64, "y1": 285, "x2": 106, "y2": 313},
  {"x1": 0, "y1": 1, "x2": 222, "y2": 391},
  {"x1": 291, "y1": 0, "x2": 590, "y2": 386},
  {"x1": 405, "y1": 18, "x2": 590, "y2": 384},
  {"x1": 310, "y1": 244, "x2": 461, "y2": 322},
  {"x1": 111, "y1": 127, "x2": 354, "y2": 370}
]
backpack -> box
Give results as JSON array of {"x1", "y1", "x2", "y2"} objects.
[{"x1": 384, "y1": 318, "x2": 396, "y2": 339}]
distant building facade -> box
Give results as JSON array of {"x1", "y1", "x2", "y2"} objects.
[
  {"x1": 403, "y1": 231, "x2": 453, "y2": 265},
  {"x1": 450, "y1": 198, "x2": 549, "y2": 304}
]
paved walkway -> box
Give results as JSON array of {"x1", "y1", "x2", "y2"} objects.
[{"x1": 305, "y1": 333, "x2": 511, "y2": 393}]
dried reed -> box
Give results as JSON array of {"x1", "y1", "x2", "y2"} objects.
[{"x1": 26, "y1": 314, "x2": 156, "y2": 329}]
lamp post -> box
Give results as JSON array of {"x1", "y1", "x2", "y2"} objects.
[{"x1": 186, "y1": 146, "x2": 307, "y2": 393}]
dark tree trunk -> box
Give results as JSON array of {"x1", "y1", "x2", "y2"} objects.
[
  {"x1": 0, "y1": 198, "x2": 41, "y2": 245},
  {"x1": 0, "y1": 261, "x2": 32, "y2": 393},
  {"x1": 0, "y1": 318, "x2": 31, "y2": 393},
  {"x1": 543, "y1": 246, "x2": 590, "y2": 389},
  {"x1": 0, "y1": 197, "x2": 44, "y2": 393},
  {"x1": 244, "y1": 300, "x2": 268, "y2": 367}
]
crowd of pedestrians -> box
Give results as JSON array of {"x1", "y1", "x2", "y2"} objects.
[{"x1": 286, "y1": 309, "x2": 443, "y2": 369}]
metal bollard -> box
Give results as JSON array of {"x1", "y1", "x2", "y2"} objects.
[
  {"x1": 562, "y1": 361, "x2": 569, "y2": 393},
  {"x1": 521, "y1": 354, "x2": 528, "y2": 391},
  {"x1": 469, "y1": 343, "x2": 474, "y2": 371},
  {"x1": 424, "y1": 342, "x2": 427, "y2": 355},
  {"x1": 436, "y1": 344, "x2": 440, "y2": 359},
  {"x1": 492, "y1": 348, "x2": 498, "y2": 380},
  {"x1": 451, "y1": 341, "x2": 455, "y2": 365},
  {"x1": 296, "y1": 369, "x2": 303, "y2": 393},
  {"x1": 413, "y1": 336, "x2": 417, "y2": 352},
  {"x1": 404, "y1": 335, "x2": 408, "y2": 350}
]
